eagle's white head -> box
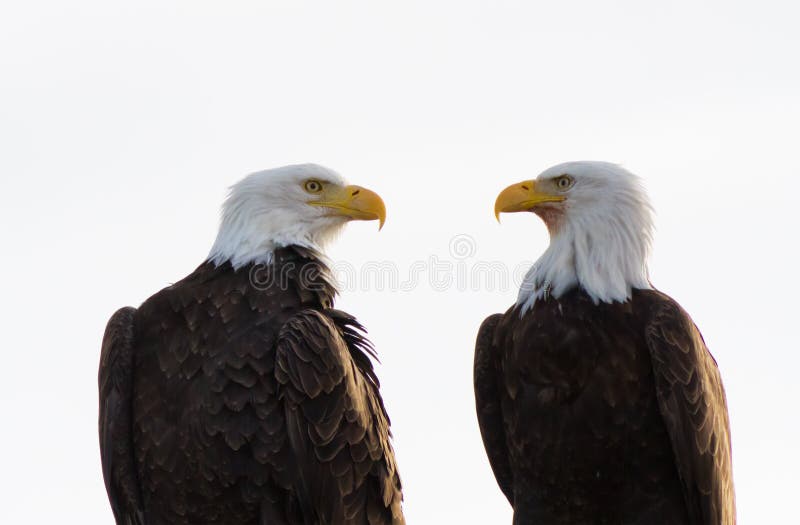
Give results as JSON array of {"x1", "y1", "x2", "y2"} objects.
[
  {"x1": 495, "y1": 161, "x2": 653, "y2": 311},
  {"x1": 208, "y1": 164, "x2": 386, "y2": 268}
]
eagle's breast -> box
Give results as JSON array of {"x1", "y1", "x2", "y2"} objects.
[{"x1": 495, "y1": 289, "x2": 688, "y2": 523}]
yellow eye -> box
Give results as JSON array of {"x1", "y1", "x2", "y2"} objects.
[
  {"x1": 304, "y1": 180, "x2": 323, "y2": 193},
  {"x1": 556, "y1": 175, "x2": 573, "y2": 190}
]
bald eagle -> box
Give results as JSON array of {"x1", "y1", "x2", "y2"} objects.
[
  {"x1": 99, "y1": 164, "x2": 404, "y2": 525},
  {"x1": 475, "y1": 161, "x2": 735, "y2": 524}
]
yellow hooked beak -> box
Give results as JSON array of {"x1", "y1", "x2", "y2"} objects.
[
  {"x1": 494, "y1": 180, "x2": 565, "y2": 222},
  {"x1": 310, "y1": 184, "x2": 387, "y2": 230}
]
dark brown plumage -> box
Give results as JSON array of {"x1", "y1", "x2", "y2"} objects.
[
  {"x1": 99, "y1": 246, "x2": 403, "y2": 525},
  {"x1": 474, "y1": 288, "x2": 735, "y2": 525}
]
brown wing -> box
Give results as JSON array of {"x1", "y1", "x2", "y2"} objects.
[
  {"x1": 473, "y1": 313, "x2": 514, "y2": 506},
  {"x1": 646, "y1": 297, "x2": 736, "y2": 525},
  {"x1": 275, "y1": 309, "x2": 404, "y2": 525},
  {"x1": 98, "y1": 307, "x2": 145, "y2": 525}
]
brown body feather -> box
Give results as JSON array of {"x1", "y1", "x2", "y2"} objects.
[
  {"x1": 99, "y1": 246, "x2": 403, "y2": 525},
  {"x1": 474, "y1": 288, "x2": 734, "y2": 525}
]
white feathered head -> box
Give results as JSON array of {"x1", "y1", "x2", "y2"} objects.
[
  {"x1": 495, "y1": 161, "x2": 654, "y2": 310},
  {"x1": 209, "y1": 164, "x2": 385, "y2": 268}
]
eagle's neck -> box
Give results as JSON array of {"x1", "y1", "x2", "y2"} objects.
[
  {"x1": 246, "y1": 245, "x2": 340, "y2": 306},
  {"x1": 517, "y1": 211, "x2": 652, "y2": 312}
]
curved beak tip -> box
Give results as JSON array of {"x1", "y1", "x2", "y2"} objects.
[{"x1": 373, "y1": 194, "x2": 386, "y2": 231}]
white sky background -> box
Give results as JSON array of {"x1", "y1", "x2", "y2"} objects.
[{"x1": 1, "y1": 1, "x2": 799, "y2": 523}]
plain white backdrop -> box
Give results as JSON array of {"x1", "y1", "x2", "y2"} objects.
[{"x1": 2, "y1": 1, "x2": 798, "y2": 523}]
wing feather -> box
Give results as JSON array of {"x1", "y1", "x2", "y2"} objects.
[
  {"x1": 98, "y1": 306, "x2": 145, "y2": 525},
  {"x1": 473, "y1": 313, "x2": 514, "y2": 506},
  {"x1": 645, "y1": 298, "x2": 736, "y2": 525},
  {"x1": 276, "y1": 309, "x2": 403, "y2": 525}
]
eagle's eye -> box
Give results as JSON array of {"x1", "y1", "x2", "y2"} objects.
[
  {"x1": 304, "y1": 180, "x2": 323, "y2": 193},
  {"x1": 556, "y1": 175, "x2": 573, "y2": 190}
]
